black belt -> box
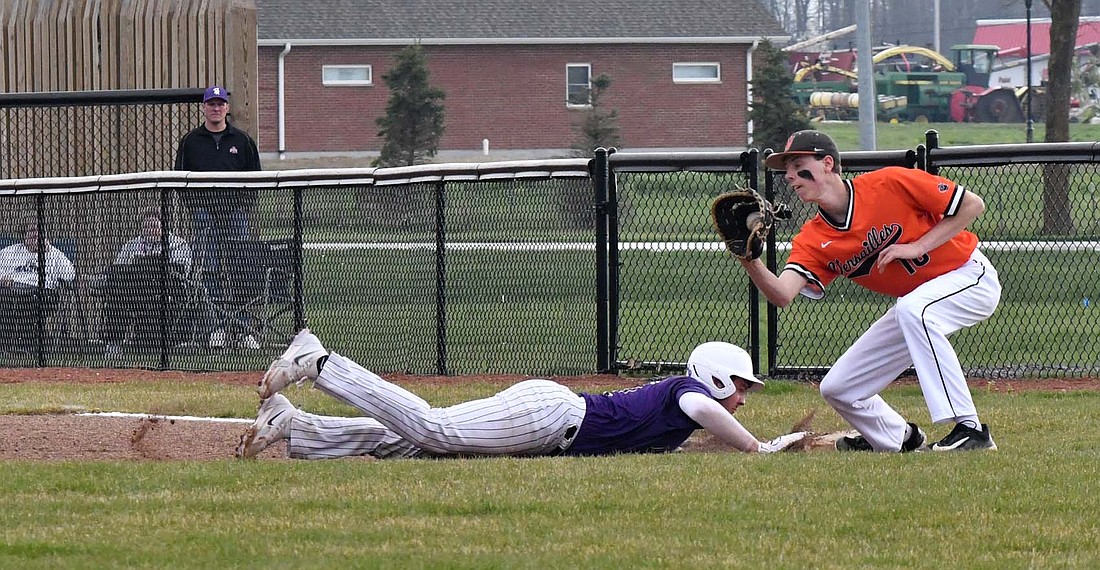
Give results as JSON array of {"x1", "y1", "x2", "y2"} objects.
[{"x1": 547, "y1": 425, "x2": 579, "y2": 457}]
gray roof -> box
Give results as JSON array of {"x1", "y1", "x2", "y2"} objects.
[{"x1": 256, "y1": 0, "x2": 786, "y2": 44}]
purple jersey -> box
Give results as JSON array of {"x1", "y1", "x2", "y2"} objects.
[{"x1": 563, "y1": 376, "x2": 710, "y2": 456}]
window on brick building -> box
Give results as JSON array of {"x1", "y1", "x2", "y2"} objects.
[
  {"x1": 322, "y1": 65, "x2": 373, "y2": 86},
  {"x1": 566, "y1": 64, "x2": 592, "y2": 106},
  {"x1": 673, "y1": 63, "x2": 721, "y2": 84}
]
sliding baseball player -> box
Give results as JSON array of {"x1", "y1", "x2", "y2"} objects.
[{"x1": 236, "y1": 330, "x2": 807, "y2": 459}]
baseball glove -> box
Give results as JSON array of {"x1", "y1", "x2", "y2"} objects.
[{"x1": 710, "y1": 188, "x2": 791, "y2": 261}]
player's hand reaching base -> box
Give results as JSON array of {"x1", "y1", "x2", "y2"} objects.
[{"x1": 757, "y1": 431, "x2": 809, "y2": 453}]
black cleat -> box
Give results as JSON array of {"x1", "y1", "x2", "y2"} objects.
[
  {"x1": 835, "y1": 433, "x2": 874, "y2": 452},
  {"x1": 901, "y1": 422, "x2": 927, "y2": 453},
  {"x1": 931, "y1": 422, "x2": 998, "y2": 451},
  {"x1": 836, "y1": 422, "x2": 926, "y2": 452}
]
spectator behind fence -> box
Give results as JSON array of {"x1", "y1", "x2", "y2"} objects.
[
  {"x1": 0, "y1": 223, "x2": 75, "y2": 349},
  {"x1": 99, "y1": 211, "x2": 193, "y2": 356},
  {"x1": 174, "y1": 84, "x2": 262, "y2": 349}
]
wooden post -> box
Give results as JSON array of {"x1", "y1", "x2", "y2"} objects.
[{"x1": 224, "y1": 0, "x2": 257, "y2": 141}]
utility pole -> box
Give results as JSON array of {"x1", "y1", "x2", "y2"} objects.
[
  {"x1": 933, "y1": 0, "x2": 941, "y2": 53},
  {"x1": 1026, "y1": 0, "x2": 1035, "y2": 143},
  {"x1": 856, "y1": 0, "x2": 876, "y2": 150}
]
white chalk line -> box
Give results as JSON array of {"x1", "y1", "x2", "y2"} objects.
[
  {"x1": 78, "y1": 412, "x2": 252, "y2": 424},
  {"x1": 304, "y1": 240, "x2": 1100, "y2": 253}
]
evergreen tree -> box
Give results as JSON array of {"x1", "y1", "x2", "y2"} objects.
[
  {"x1": 571, "y1": 74, "x2": 622, "y2": 157},
  {"x1": 375, "y1": 44, "x2": 446, "y2": 167},
  {"x1": 748, "y1": 39, "x2": 810, "y2": 155}
]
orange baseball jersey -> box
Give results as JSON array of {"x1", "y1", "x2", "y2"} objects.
[{"x1": 784, "y1": 166, "x2": 978, "y2": 298}]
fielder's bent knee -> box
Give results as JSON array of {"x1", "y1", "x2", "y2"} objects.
[
  {"x1": 893, "y1": 296, "x2": 923, "y2": 327},
  {"x1": 818, "y1": 374, "x2": 848, "y2": 406}
]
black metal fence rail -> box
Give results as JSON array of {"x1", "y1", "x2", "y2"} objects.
[{"x1": 0, "y1": 89, "x2": 205, "y2": 179}]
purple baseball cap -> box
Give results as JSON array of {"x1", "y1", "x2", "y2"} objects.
[{"x1": 203, "y1": 85, "x2": 229, "y2": 102}]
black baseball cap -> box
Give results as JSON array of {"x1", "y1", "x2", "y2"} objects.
[{"x1": 763, "y1": 130, "x2": 841, "y2": 170}]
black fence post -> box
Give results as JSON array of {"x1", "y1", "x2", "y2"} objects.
[
  {"x1": 606, "y1": 147, "x2": 621, "y2": 372},
  {"x1": 745, "y1": 149, "x2": 764, "y2": 376},
  {"x1": 292, "y1": 186, "x2": 305, "y2": 333},
  {"x1": 765, "y1": 167, "x2": 780, "y2": 378},
  {"x1": 592, "y1": 148, "x2": 611, "y2": 373},
  {"x1": 34, "y1": 195, "x2": 46, "y2": 367},
  {"x1": 434, "y1": 180, "x2": 448, "y2": 376},
  {"x1": 158, "y1": 188, "x2": 171, "y2": 370},
  {"x1": 925, "y1": 129, "x2": 940, "y2": 175}
]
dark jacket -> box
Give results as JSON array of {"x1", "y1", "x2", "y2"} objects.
[{"x1": 174, "y1": 122, "x2": 262, "y2": 213}]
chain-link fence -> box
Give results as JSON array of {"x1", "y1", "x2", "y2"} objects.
[
  {"x1": 603, "y1": 136, "x2": 1100, "y2": 379},
  {"x1": 3, "y1": 143, "x2": 1098, "y2": 377},
  {"x1": 0, "y1": 89, "x2": 204, "y2": 178},
  {"x1": 0, "y1": 162, "x2": 595, "y2": 374},
  {"x1": 1, "y1": 87, "x2": 1096, "y2": 378},
  {"x1": 594, "y1": 151, "x2": 758, "y2": 373}
]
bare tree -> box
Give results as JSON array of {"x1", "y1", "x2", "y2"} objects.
[
  {"x1": 765, "y1": 0, "x2": 816, "y2": 41},
  {"x1": 768, "y1": 0, "x2": 1064, "y2": 52},
  {"x1": 821, "y1": 0, "x2": 854, "y2": 41},
  {"x1": 792, "y1": 0, "x2": 813, "y2": 40},
  {"x1": 1041, "y1": 0, "x2": 1082, "y2": 235}
]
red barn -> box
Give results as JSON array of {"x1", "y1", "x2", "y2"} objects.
[{"x1": 973, "y1": 17, "x2": 1100, "y2": 87}]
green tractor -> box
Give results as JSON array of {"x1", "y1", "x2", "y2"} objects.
[
  {"x1": 791, "y1": 44, "x2": 1036, "y2": 123},
  {"x1": 947, "y1": 44, "x2": 1044, "y2": 123}
]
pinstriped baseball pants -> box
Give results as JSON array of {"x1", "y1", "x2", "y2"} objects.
[
  {"x1": 287, "y1": 413, "x2": 425, "y2": 460},
  {"x1": 303, "y1": 353, "x2": 586, "y2": 457}
]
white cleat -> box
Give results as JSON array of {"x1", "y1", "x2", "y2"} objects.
[
  {"x1": 236, "y1": 394, "x2": 297, "y2": 459},
  {"x1": 209, "y1": 329, "x2": 227, "y2": 349},
  {"x1": 257, "y1": 329, "x2": 328, "y2": 399},
  {"x1": 241, "y1": 334, "x2": 261, "y2": 350}
]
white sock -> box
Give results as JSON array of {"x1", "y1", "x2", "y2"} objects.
[{"x1": 956, "y1": 416, "x2": 980, "y2": 430}]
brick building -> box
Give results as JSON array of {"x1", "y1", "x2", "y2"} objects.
[{"x1": 255, "y1": 0, "x2": 786, "y2": 157}]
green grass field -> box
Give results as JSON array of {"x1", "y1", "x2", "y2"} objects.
[
  {"x1": 4, "y1": 123, "x2": 1100, "y2": 567},
  {"x1": 813, "y1": 121, "x2": 1100, "y2": 149},
  {"x1": 1, "y1": 379, "x2": 1099, "y2": 568}
]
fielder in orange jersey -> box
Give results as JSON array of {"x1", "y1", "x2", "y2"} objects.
[{"x1": 743, "y1": 129, "x2": 1002, "y2": 452}]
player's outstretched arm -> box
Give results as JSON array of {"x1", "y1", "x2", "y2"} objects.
[{"x1": 677, "y1": 392, "x2": 807, "y2": 453}]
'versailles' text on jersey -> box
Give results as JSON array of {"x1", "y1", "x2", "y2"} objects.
[
  {"x1": 784, "y1": 167, "x2": 978, "y2": 298},
  {"x1": 563, "y1": 376, "x2": 710, "y2": 456}
]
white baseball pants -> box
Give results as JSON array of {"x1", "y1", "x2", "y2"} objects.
[{"x1": 819, "y1": 249, "x2": 1001, "y2": 451}]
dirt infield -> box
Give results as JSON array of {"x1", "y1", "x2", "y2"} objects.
[{"x1": 2, "y1": 368, "x2": 1098, "y2": 461}]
